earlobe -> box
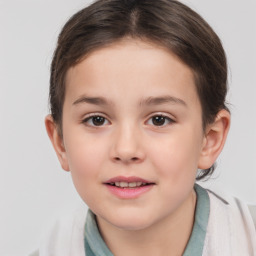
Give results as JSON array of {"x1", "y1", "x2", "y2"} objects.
[
  {"x1": 198, "y1": 109, "x2": 230, "y2": 169},
  {"x1": 45, "y1": 115, "x2": 70, "y2": 172}
]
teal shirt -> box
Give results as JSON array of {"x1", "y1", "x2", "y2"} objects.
[{"x1": 84, "y1": 184, "x2": 210, "y2": 256}]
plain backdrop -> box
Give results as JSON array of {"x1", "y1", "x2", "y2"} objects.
[{"x1": 0, "y1": 0, "x2": 255, "y2": 255}]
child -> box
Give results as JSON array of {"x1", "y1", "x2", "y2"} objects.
[{"x1": 34, "y1": 0, "x2": 256, "y2": 255}]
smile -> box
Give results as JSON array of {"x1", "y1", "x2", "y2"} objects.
[
  {"x1": 104, "y1": 176, "x2": 155, "y2": 199},
  {"x1": 108, "y1": 181, "x2": 149, "y2": 188}
]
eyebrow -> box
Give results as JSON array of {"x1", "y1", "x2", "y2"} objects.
[
  {"x1": 139, "y1": 96, "x2": 187, "y2": 107},
  {"x1": 73, "y1": 96, "x2": 113, "y2": 106},
  {"x1": 72, "y1": 95, "x2": 187, "y2": 107}
]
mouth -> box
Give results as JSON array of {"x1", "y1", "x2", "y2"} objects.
[
  {"x1": 107, "y1": 181, "x2": 153, "y2": 188},
  {"x1": 104, "y1": 176, "x2": 155, "y2": 189},
  {"x1": 104, "y1": 176, "x2": 155, "y2": 199}
]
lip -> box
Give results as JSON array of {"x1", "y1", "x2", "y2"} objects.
[
  {"x1": 104, "y1": 176, "x2": 152, "y2": 184},
  {"x1": 104, "y1": 176, "x2": 155, "y2": 199}
]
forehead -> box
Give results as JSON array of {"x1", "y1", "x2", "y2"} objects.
[{"x1": 65, "y1": 39, "x2": 200, "y2": 108}]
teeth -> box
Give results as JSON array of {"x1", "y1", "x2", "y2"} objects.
[
  {"x1": 119, "y1": 182, "x2": 128, "y2": 188},
  {"x1": 128, "y1": 182, "x2": 137, "y2": 188},
  {"x1": 113, "y1": 181, "x2": 146, "y2": 188}
]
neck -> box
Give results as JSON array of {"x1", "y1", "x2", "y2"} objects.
[{"x1": 96, "y1": 189, "x2": 197, "y2": 256}]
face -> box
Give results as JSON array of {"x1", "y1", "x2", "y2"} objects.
[{"x1": 61, "y1": 39, "x2": 206, "y2": 231}]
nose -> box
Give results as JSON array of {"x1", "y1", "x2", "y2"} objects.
[{"x1": 110, "y1": 124, "x2": 145, "y2": 164}]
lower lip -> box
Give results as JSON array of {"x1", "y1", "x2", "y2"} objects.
[{"x1": 105, "y1": 184, "x2": 154, "y2": 199}]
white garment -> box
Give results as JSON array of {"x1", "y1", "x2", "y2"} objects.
[
  {"x1": 32, "y1": 189, "x2": 256, "y2": 256},
  {"x1": 37, "y1": 206, "x2": 87, "y2": 256},
  {"x1": 202, "y1": 190, "x2": 256, "y2": 256}
]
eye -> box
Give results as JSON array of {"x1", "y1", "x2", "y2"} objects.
[
  {"x1": 82, "y1": 115, "x2": 110, "y2": 127},
  {"x1": 146, "y1": 115, "x2": 174, "y2": 127}
]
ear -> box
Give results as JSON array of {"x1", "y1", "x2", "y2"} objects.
[
  {"x1": 45, "y1": 115, "x2": 70, "y2": 172},
  {"x1": 198, "y1": 109, "x2": 230, "y2": 169}
]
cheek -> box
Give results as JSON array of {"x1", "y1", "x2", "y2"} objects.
[
  {"x1": 65, "y1": 128, "x2": 107, "y2": 168},
  {"x1": 67, "y1": 144, "x2": 101, "y2": 173},
  {"x1": 63, "y1": 132, "x2": 108, "y2": 198},
  {"x1": 148, "y1": 129, "x2": 202, "y2": 180}
]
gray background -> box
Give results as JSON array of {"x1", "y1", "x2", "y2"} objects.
[{"x1": 0, "y1": 0, "x2": 255, "y2": 255}]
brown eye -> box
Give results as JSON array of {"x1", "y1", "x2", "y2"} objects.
[
  {"x1": 147, "y1": 115, "x2": 174, "y2": 127},
  {"x1": 92, "y1": 116, "x2": 105, "y2": 126},
  {"x1": 83, "y1": 115, "x2": 109, "y2": 127},
  {"x1": 152, "y1": 116, "x2": 166, "y2": 126}
]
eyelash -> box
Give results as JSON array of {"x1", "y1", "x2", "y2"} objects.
[
  {"x1": 81, "y1": 113, "x2": 175, "y2": 127},
  {"x1": 82, "y1": 113, "x2": 110, "y2": 127},
  {"x1": 146, "y1": 114, "x2": 175, "y2": 127}
]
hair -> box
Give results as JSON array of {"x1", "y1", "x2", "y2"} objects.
[{"x1": 49, "y1": 0, "x2": 229, "y2": 180}]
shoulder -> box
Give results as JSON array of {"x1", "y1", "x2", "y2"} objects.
[
  {"x1": 33, "y1": 204, "x2": 88, "y2": 256},
  {"x1": 201, "y1": 186, "x2": 256, "y2": 255},
  {"x1": 206, "y1": 187, "x2": 256, "y2": 231},
  {"x1": 248, "y1": 205, "x2": 256, "y2": 228},
  {"x1": 206, "y1": 187, "x2": 256, "y2": 228}
]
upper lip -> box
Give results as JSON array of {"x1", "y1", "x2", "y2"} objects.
[{"x1": 104, "y1": 176, "x2": 154, "y2": 184}]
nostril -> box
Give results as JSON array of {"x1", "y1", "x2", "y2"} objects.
[{"x1": 113, "y1": 156, "x2": 139, "y2": 162}]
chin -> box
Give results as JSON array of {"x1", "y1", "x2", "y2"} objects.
[
  {"x1": 113, "y1": 220, "x2": 152, "y2": 231},
  {"x1": 103, "y1": 211, "x2": 156, "y2": 231}
]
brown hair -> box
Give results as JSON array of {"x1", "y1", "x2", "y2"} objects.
[{"x1": 49, "y1": 0, "x2": 229, "y2": 180}]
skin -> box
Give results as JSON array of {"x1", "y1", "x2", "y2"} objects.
[{"x1": 45, "y1": 39, "x2": 230, "y2": 256}]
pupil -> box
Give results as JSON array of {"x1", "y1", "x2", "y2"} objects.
[
  {"x1": 92, "y1": 116, "x2": 105, "y2": 126},
  {"x1": 153, "y1": 116, "x2": 165, "y2": 126}
]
